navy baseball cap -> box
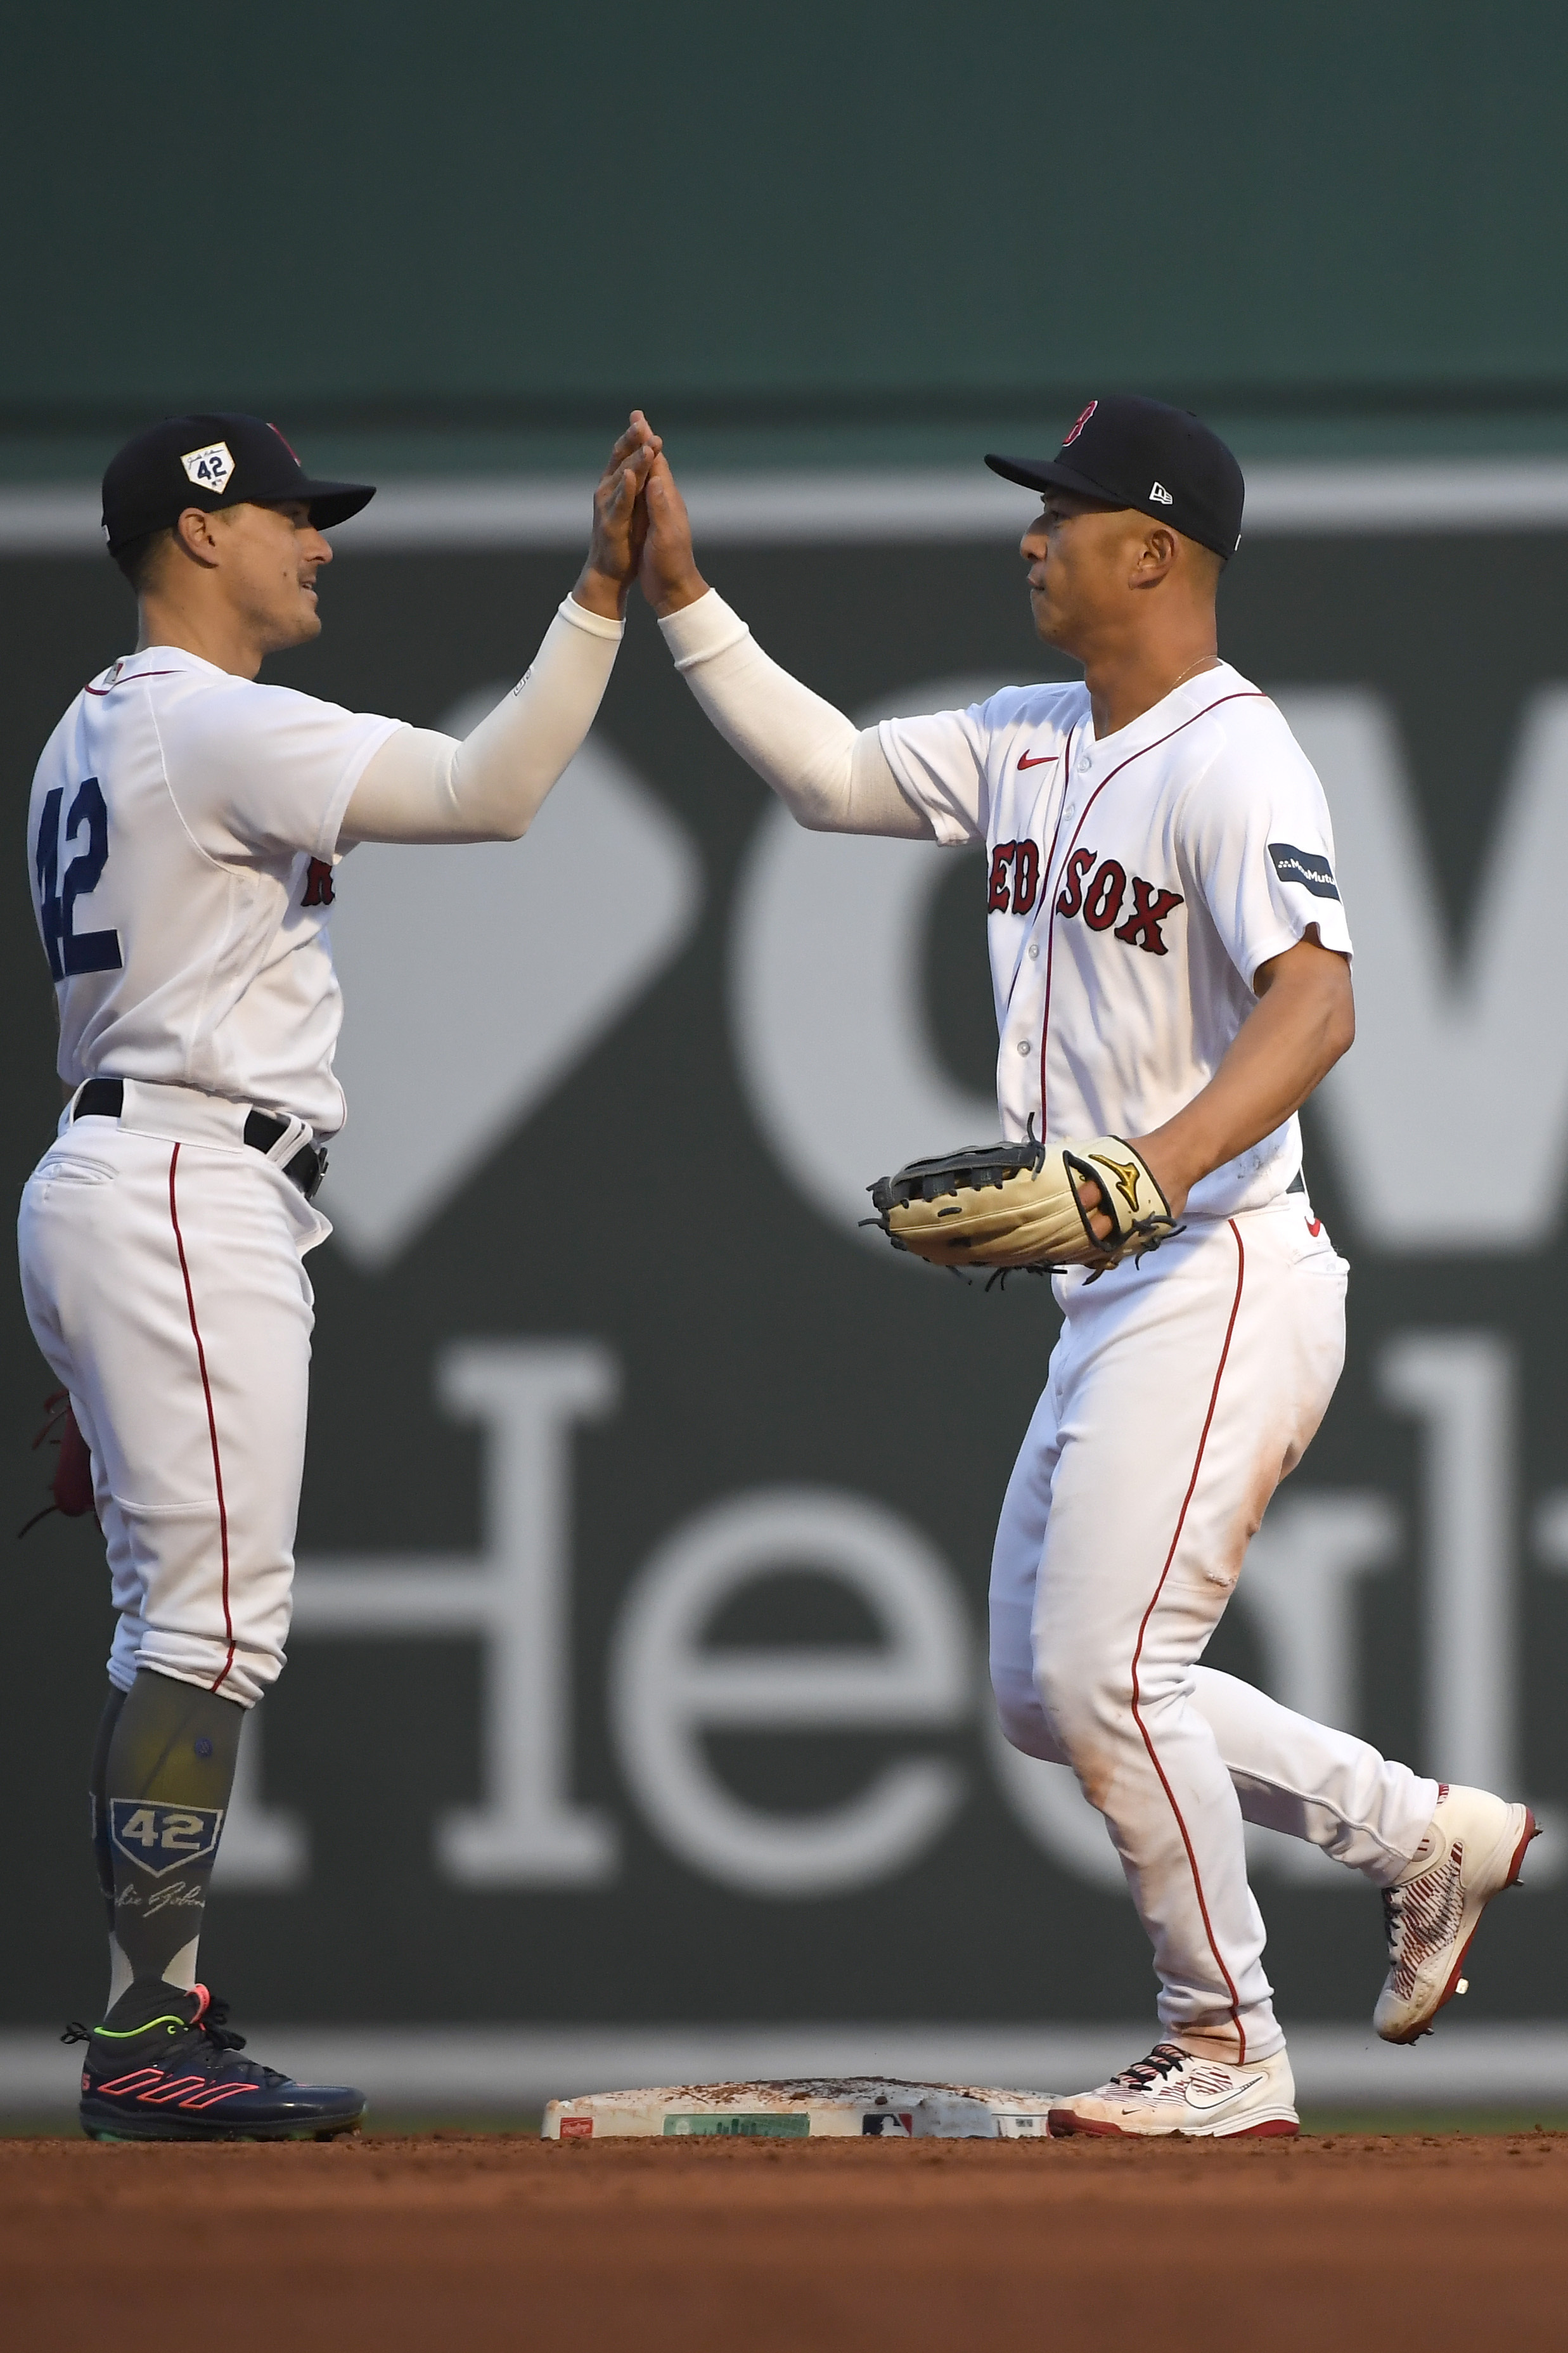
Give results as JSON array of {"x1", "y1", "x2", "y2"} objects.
[
  {"x1": 986, "y1": 394, "x2": 1245, "y2": 559},
  {"x1": 101, "y1": 413, "x2": 375, "y2": 554}
]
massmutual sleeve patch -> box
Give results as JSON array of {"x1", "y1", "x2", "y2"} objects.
[{"x1": 1267, "y1": 841, "x2": 1340, "y2": 900}]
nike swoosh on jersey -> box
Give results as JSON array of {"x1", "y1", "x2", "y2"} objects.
[{"x1": 1017, "y1": 751, "x2": 1057, "y2": 770}]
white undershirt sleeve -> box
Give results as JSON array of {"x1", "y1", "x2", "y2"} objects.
[
  {"x1": 658, "y1": 590, "x2": 934, "y2": 839},
  {"x1": 338, "y1": 595, "x2": 623, "y2": 847}
]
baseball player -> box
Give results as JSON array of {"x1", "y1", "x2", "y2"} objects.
[
  {"x1": 23, "y1": 407, "x2": 660, "y2": 2139},
  {"x1": 635, "y1": 396, "x2": 1537, "y2": 2137}
]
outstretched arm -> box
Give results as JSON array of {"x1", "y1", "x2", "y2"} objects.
[
  {"x1": 340, "y1": 416, "x2": 659, "y2": 846},
  {"x1": 640, "y1": 455, "x2": 934, "y2": 840}
]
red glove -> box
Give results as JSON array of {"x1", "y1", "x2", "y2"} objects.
[{"x1": 20, "y1": 1390, "x2": 96, "y2": 1535}]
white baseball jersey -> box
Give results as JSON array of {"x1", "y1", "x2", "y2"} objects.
[
  {"x1": 880, "y1": 662, "x2": 1353, "y2": 1221},
  {"x1": 27, "y1": 647, "x2": 399, "y2": 1137}
]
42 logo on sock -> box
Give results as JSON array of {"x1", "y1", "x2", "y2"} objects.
[{"x1": 109, "y1": 1800, "x2": 224, "y2": 1877}]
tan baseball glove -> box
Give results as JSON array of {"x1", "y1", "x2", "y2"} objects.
[{"x1": 866, "y1": 1125, "x2": 1179, "y2": 1275}]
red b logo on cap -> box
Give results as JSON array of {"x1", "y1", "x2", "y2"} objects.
[{"x1": 1062, "y1": 401, "x2": 1098, "y2": 447}]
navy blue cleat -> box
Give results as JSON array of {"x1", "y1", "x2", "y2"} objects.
[{"x1": 66, "y1": 1981, "x2": 364, "y2": 2142}]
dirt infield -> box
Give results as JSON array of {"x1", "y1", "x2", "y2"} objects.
[{"x1": 4, "y1": 2131, "x2": 1567, "y2": 2351}]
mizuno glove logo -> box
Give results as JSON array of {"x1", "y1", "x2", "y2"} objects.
[{"x1": 1088, "y1": 1151, "x2": 1144, "y2": 1215}]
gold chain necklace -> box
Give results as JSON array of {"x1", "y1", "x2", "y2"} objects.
[{"x1": 1166, "y1": 652, "x2": 1221, "y2": 694}]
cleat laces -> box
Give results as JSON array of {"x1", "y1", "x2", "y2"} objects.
[
  {"x1": 1110, "y1": 2042, "x2": 1193, "y2": 2092},
  {"x1": 184, "y1": 1987, "x2": 249, "y2": 2054},
  {"x1": 63, "y1": 1987, "x2": 290, "y2": 2089}
]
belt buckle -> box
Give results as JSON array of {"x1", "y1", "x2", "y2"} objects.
[
  {"x1": 281, "y1": 1140, "x2": 326, "y2": 1201},
  {"x1": 245, "y1": 1106, "x2": 325, "y2": 1201},
  {"x1": 295, "y1": 1144, "x2": 327, "y2": 1202}
]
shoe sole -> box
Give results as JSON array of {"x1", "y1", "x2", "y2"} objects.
[
  {"x1": 1379, "y1": 1807, "x2": 1538, "y2": 2046},
  {"x1": 1047, "y1": 2108, "x2": 1299, "y2": 2140},
  {"x1": 81, "y1": 2105, "x2": 363, "y2": 2144}
]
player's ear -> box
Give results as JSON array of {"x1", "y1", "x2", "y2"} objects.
[
  {"x1": 1130, "y1": 521, "x2": 1179, "y2": 587},
  {"x1": 171, "y1": 505, "x2": 225, "y2": 570}
]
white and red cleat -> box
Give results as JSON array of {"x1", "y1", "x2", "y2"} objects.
[
  {"x1": 1375, "y1": 1784, "x2": 1538, "y2": 2044},
  {"x1": 1048, "y1": 2041, "x2": 1299, "y2": 2139}
]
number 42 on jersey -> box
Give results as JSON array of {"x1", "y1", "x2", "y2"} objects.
[{"x1": 34, "y1": 778, "x2": 123, "y2": 979}]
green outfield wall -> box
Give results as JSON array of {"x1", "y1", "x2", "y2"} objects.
[{"x1": 6, "y1": 2, "x2": 1568, "y2": 479}]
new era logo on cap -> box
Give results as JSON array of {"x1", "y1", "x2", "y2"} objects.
[
  {"x1": 181, "y1": 442, "x2": 235, "y2": 494},
  {"x1": 1150, "y1": 480, "x2": 1174, "y2": 505}
]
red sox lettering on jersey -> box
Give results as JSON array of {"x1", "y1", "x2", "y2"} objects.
[
  {"x1": 878, "y1": 662, "x2": 1351, "y2": 1224},
  {"x1": 989, "y1": 834, "x2": 1184, "y2": 955}
]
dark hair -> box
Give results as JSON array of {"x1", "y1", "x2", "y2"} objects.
[{"x1": 111, "y1": 526, "x2": 172, "y2": 596}]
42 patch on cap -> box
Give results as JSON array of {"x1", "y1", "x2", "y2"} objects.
[
  {"x1": 1268, "y1": 841, "x2": 1340, "y2": 900},
  {"x1": 180, "y1": 441, "x2": 235, "y2": 494},
  {"x1": 109, "y1": 1798, "x2": 224, "y2": 1877}
]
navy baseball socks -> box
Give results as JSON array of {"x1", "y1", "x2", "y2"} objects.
[
  {"x1": 74, "y1": 1670, "x2": 364, "y2": 2141},
  {"x1": 91, "y1": 1670, "x2": 241, "y2": 1992}
]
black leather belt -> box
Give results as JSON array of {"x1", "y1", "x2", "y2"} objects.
[{"x1": 73, "y1": 1078, "x2": 328, "y2": 1201}]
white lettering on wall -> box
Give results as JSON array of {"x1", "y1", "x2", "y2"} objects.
[
  {"x1": 239, "y1": 1323, "x2": 1556, "y2": 1899},
  {"x1": 728, "y1": 675, "x2": 1007, "y2": 1246},
  {"x1": 1280, "y1": 688, "x2": 1568, "y2": 1253},
  {"x1": 290, "y1": 1341, "x2": 620, "y2": 1886},
  {"x1": 210, "y1": 1702, "x2": 308, "y2": 1891},
  {"x1": 1231, "y1": 1493, "x2": 1400, "y2": 1884},
  {"x1": 730, "y1": 810, "x2": 991, "y2": 1244},
  {"x1": 1380, "y1": 1334, "x2": 1515, "y2": 1790},
  {"x1": 1380, "y1": 1332, "x2": 1560, "y2": 1874},
  {"x1": 610, "y1": 1488, "x2": 971, "y2": 1895},
  {"x1": 327, "y1": 726, "x2": 702, "y2": 1269}
]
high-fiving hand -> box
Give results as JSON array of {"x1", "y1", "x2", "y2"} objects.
[
  {"x1": 574, "y1": 412, "x2": 664, "y2": 619},
  {"x1": 636, "y1": 450, "x2": 709, "y2": 616},
  {"x1": 575, "y1": 416, "x2": 711, "y2": 622}
]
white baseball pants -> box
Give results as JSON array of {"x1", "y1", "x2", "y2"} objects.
[
  {"x1": 19, "y1": 1085, "x2": 330, "y2": 1708},
  {"x1": 989, "y1": 1199, "x2": 1439, "y2": 2063}
]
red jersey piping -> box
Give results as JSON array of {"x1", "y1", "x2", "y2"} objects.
[
  {"x1": 167, "y1": 1145, "x2": 236, "y2": 1694},
  {"x1": 84, "y1": 669, "x2": 179, "y2": 697}
]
